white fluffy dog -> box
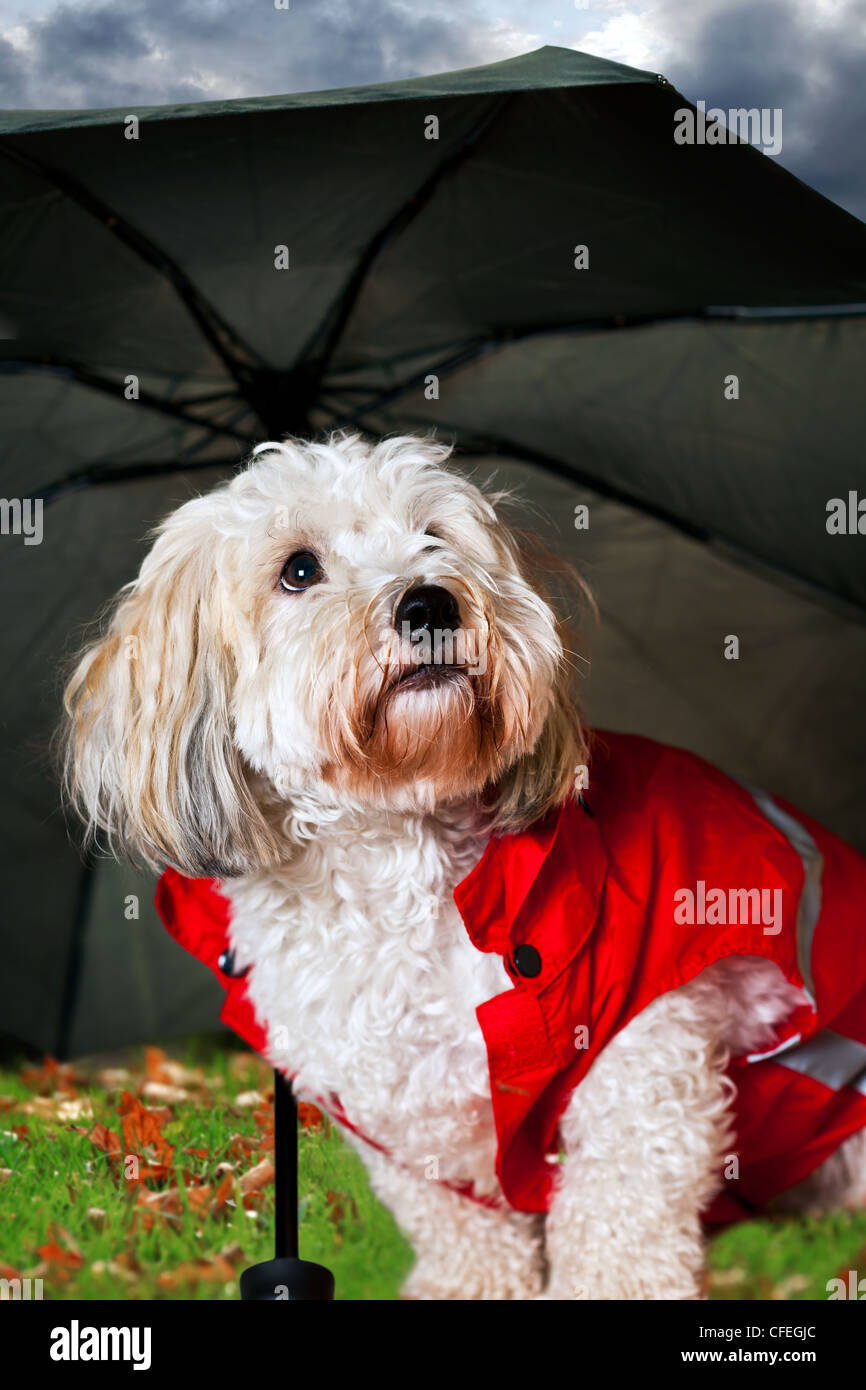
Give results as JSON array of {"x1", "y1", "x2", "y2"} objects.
[{"x1": 62, "y1": 432, "x2": 864, "y2": 1300}]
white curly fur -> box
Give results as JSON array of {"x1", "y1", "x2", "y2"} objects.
[{"x1": 61, "y1": 432, "x2": 864, "y2": 1299}]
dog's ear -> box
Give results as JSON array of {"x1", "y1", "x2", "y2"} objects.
[
  {"x1": 487, "y1": 527, "x2": 595, "y2": 833},
  {"x1": 61, "y1": 504, "x2": 281, "y2": 878}
]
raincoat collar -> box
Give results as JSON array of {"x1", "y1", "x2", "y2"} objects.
[{"x1": 454, "y1": 793, "x2": 608, "y2": 986}]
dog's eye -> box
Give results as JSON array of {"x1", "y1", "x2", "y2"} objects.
[{"x1": 280, "y1": 551, "x2": 323, "y2": 592}]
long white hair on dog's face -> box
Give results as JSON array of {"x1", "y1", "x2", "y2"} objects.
[
  {"x1": 61, "y1": 490, "x2": 283, "y2": 878},
  {"x1": 62, "y1": 433, "x2": 590, "y2": 875}
]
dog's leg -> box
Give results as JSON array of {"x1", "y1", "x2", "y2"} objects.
[
  {"x1": 356, "y1": 1145, "x2": 546, "y2": 1300},
  {"x1": 769, "y1": 1127, "x2": 866, "y2": 1214},
  {"x1": 543, "y1": 979, "x2": 735, "y2": 1300}
]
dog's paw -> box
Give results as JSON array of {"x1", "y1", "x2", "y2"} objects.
[
  {"x1": 543, "y1": 1268, "x2": 705, "y2": 1300},
  {"x1": 401, "y1": 1260, "x2": 543, "y2": 1301}
]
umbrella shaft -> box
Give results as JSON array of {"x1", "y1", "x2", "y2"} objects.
[{"x1": 273, "y1": 1069, "x2": 299, "y2": 1259}]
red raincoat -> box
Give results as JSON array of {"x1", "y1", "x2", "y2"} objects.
[{"x1": 156, "y1": 731, "x2": 866, "y2": 1224}]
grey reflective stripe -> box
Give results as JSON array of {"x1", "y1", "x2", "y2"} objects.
[
  {"x1": 773, "y1": 1029, "x2": 866, "y2": 1096},
  {"x1": 740, "y1": 782, "x2": 824, "y2": 1008},
  {"x1": 744, "y1": 1031, "x2": 803, "y2": 1065}
]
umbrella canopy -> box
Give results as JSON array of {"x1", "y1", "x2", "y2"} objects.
[{"x1": 1, "y1": 45, "x2": 864, "y2": 1058}]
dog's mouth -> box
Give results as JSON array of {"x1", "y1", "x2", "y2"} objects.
[{"x1": 392, "y1": 662, "x2": 467, "y2": 692}]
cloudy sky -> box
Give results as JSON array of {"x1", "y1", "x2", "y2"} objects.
[{"x1": 0, "y1": 0, "x2": 863, "y2": 219}]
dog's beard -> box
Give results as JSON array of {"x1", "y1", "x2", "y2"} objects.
[{"x1": 316, "y1": 611, "x2": 534, "y2": 804}]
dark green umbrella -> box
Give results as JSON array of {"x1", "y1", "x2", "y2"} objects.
[{"x1": 1, "y1": 44, "x2": 864, "y2": 1058}]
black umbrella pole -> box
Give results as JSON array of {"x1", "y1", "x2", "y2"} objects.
[
  {"x1": 239, "y1": 1069, "x2": 335, "y2": 1300},
  {"x1": 274, "y1": 1067, "x2": 298, "y2": 1259}
]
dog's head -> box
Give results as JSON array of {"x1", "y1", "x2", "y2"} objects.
[{"x1": 62, "y1": 433, "x2": 590, "y2": 876}]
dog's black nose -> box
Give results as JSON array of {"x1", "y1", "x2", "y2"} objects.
[{"x1": 394, "y1": 584, "x2": 460, "y2": 634}]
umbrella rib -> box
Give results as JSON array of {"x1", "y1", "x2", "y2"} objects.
[
  {"x1": 321, "y1": 337, "x2": 495, "y2": 426},
  {"x1": 36, "y1": 454, "x2": 241, "y2": 505},
  {"x1": 456, "y1": 433, "x2": 866, "y2": 624},
  {"x1": 0, "y1": 138, "x2": 269, "y2": 398},
  {"x1": 55, "y1": 852, "x2": 96, "y2": 1059},
  {"x1": 293, "y1": 91, "x2": 515, "y2": 395},
  {"x1": 0, "y1": 356, "x2": 255, "y2": 442},
  {"x1": 322, "y1": 408, "x2": 866, "y2": 624},
  {"x1": 321, "y1": 302, "x2": 866, "y2": 426}
]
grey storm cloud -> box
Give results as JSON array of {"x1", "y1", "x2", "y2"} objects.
[
  {"x1": 0, "y1": 33, "x2": 26, "y2": 106},
  {"x1": 0, "y1": 0, "x2": 503, "y2": 110},
  {"x1": 0, "y1": 0, "x2": 863, "y2": 221},
  {"x1": 663, "y1": 0, "x2": 866, "y2": 221}
]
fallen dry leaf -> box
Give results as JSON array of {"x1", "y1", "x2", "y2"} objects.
[
  {"x1": 35, "y1": 1235, "x2": 84, "y2": 1282},
  {"x1": 239, "y1": 1158, "x2": 275, "y2": 1196},
  {"x1": 186, "y1": 1184, "x2": 216, "y2": 1215},
  {"x1": 91, "y1": 1259, "x2": 137, "y2": 1284},
  {"x1": 210, "y1": 1172, "x2": 236, "y2": 1215},
  {"x1": 298, "y1": 1102, "x2": 324, "y2": 1131},
  {"x1": 156, "y1": 1254, "x2": 236, "y2": 1290},
  {"x1": 20, "y1": 1096, "x2": 93, "y2": 1122},
  {"x1": 137, "y1": 1180, "x2": 221, "y2": 1217},
  {"x1": 144, "y1": 1046, "x2": 172, "y2": 1084},
  {"x1": 162, "y1": 1060, "x2": 208, "y2": 1088},
  {"x1": 142, "y1": 1047, "x2": 207, "y2": 1089},
  {"x1": 234, "y1": 1090, "x2": 266, "y2": 1109},
  {"x1": 86, "y1": 1122, "x2": 122, "y2": 1157},
  {"x1": 137, "y1": 1187, "x2": 184, "y2": 1214},
  {"x1": 225, "y1": 1132, "x2": 261, "y2": 1161},
  {"x1": 117, "y1": 1091, "x2": 175, "y2": 1168},
  {"x1": 326, "y1": 1190, "x2": 359, "y2": 1225},
  {"x1": 253, "y1": 1107, "x2": 275, "y2": 1151},
  {"x1": 20, "y1": 1057, "x2": 80, "y2": 1096},
  {"x1": 141, "y1": 1081, "x2": 189, "y2": 1105},
  {"x1": 132, "y1": 1162, "x2": 175, "y2": 1185},
  {"x1": 114, "y1": 1252, "x2": 141, "y2": 1273},
  {"x1": 56, "y1": 1098, "x2": 93, "y2": 1123},
  {"x1": 52, "y1": 1224, "x2": 82, "y2": 1256},
  {"x1": 229, "y1": 1052, "x2": 272, "y2": 1082},
  {"x1": 218, "y1": 1242, "x2": 245, "y2": 1265},
  {"x1": 96, "y1": 1067, "x2": 132, "y2": 1090}
]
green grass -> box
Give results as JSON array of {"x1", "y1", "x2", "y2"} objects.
[
  {"x1": 707, "y1": 1208, "x2": 866, "y2": 1301},
  {"x1": 0, "y1": 1039, "x2": 412, "y2": 1301},
  {"x1": 1, "y1": 1039, "x2": 864, "y2": 1300}
]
